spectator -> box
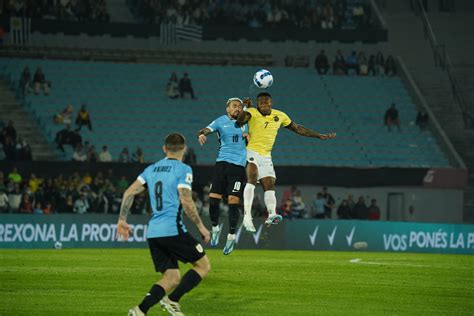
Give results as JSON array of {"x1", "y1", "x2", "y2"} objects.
[
  {"x1": 416, "y1": 111, "x2": 429, "y2": 131},
  {"x1": 280, "y1": 198, "x2": 293, "y2": 219},
  {"x1": 53, "y1": 105, "x2": 74, "y2": 125},
  {"x1": 42, "y1": 202, "x2": 52, "y2": 214},
  {"x1": 358, "y1": 52, "x2": 368, "y2": 76},
  {"x1": 131, "y1": 147, "x2": 145, "y2": 163},
  {"x1": 0, "y1": 189, "x2": 9, "y2": 213},
  {"x1": 312, "y1": 193, "x2": 326, "y2": 219},
  {"x1": 321, "y1": 2, "x2": 334, "y2": 29},
  {"x1": 179, "y1": 73, "x2": 196, "y2": 99},
  {"x1": 352, "y1": 2, "x2": 365, "y2": 28},
  {"x1": 116, "y1": 176, "x2": 129, "y2": 193},
  {"x1": 87, "y1": 145, "x2": 98, "y2": 162},
  {"x1": 182, "y1": 147, "x2": 197, "y2": 165},
  {"x1": 19, "y1": 66, "x2": 32, "y2": 95},
  {"x1": 346, "y1": 51, "x2": 359, "y2": 75},
  {"x1": 315, "y1": 50, "x2": 329, "y2": 75},
  {"x1": 75, "y1": 104, "x2": 93, "y2": 131},
  {"x1": 55, "y1": 124, "x2": 74, "y2": 152},
  {"x1": 15, "y1": 137, "x2": 31, "y2": 161},
  {"x1": 321, "y1": 187, "x2": 335, "y2": 218},
  {"x1": 8, "y1": 183, "x2": 22, "y2": 212},
  {"x1": 19, "y1": 194, "x2": 33, "y2": 213},
  {"x1": 118, "y1": 147, "x2": 130, "y2": 163},
  {"x1": 58, "y1": 195, "x2": 74, "y2": 213},
  {"x1": 407, "y1": 205, "x2": 416, "y2": 221},
  {"x1": 291, "y1": 190, "x2": 306, "y2": 218},
  {"x1": 367, "y1": 55, "x2": 376, "y2": 76},
  {"x1": 99, "y1": 145, "x2": 112, "y2": 162},
  {"x1": 347, "y1": 194, "x2": 356, "y2": 215},
  {"x1": 337, "y1": 199, "x2": 351, "y2": 219},
  {"x1": 28, "y1": 173, "x2": 42, "y2": 193},
  {"x1": 375, "y1": 52, "x2": 385, "y2": 76},
  {"x1": 367, "y1": 199, "x2": 381, "y2": 220},
  {"x1": 353, "y1": 196, "x2": 368, "y2": 219},
  {"x1": 3, "y1": 120, "x2": 17, "y2": 142},
  {"x1": 385, "y1": 55, "x2": 397, "y2": 76},
  {"x1": 33, "y1": 67, "x2": 50, "y2": 95},
  {"x1": 73, "y1": 194, "x2": 89, "y2": 214},
  {"x1": 165, "y1": 72, "x2": 180, "y2": 99},
  {"x1": 384, "y1": 103, "x2": 401, "y2": 132},
  {"x1": 333, "y1": 50, "x2": 346, "y2": 75},
  {"x1": 3, "y1": 136, "x2": 16, "y2": 160},
  {"x1": 72, "y1": 143, "x2": 87, "y2": 162},
  {"x1": 282, "y1": 185, "x2": 297, "y2": 205},
  {"x1": 8, "y1": 167, "x2": 22, "y2": 184},
  {"x1": 33, "y1": 201, "x2": 44, "y2": 214}
]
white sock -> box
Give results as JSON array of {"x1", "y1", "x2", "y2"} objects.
[
  {"x1": 227, "y1": 233, "x2": 235, "y2": 241},
  {"x1": 264, "y1": 190, "x2": 277, "y2": 216},
  {"x1": 243, "y1": 183, "x2": 255, "y2": 217},
  {"x1": 212, "y1": 225, "x2": 220, "y2": 232}
]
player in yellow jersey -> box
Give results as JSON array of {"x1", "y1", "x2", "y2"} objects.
[{"x1": 237, "y1": 92, "x2": 336, "y2": 231}]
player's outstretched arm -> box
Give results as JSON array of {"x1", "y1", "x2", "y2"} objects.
[
  {"x1": 285, "y1": 122, "x2": 336, "y2": 140},
  {"x1": 197, "y1": 127, "x2": 212, "y2": 146},
  {"x1": 116, "y1": 180, "x2": 146, "y2": 241},
  {"x1": 179, "y1": 187, "x2": 211, "y2": 243}
]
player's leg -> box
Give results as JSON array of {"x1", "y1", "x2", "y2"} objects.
[
  {"x1": 258, "y1": 158, "x2": 282, "y2": 225},
  {"x1": 243, "y1": 161, "x2": 258, "y2": 232},
  {"x1": 209, "y1": 163, "x2": 226, "y2": 246},
  {"x1": 130, "y1": 238, "x2": 180, "y2": 315},
  {"x1": 224, "y1": 195, "x2": 240, "y2": 255}
]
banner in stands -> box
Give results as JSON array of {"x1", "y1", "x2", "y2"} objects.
[{"x1": 1, "y1": 215, "x2": 473, "y2": 254}]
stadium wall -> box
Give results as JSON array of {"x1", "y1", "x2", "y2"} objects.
[{"x1": 1, "y1": 215, "x2": 473, "y2": 254}]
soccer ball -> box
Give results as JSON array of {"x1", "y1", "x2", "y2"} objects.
[
  {"x1": 253, "y1": 69, "x2": 273, "y2": 89},
  {"x1": 54, "y1": 241, "x2": 63, "y2": 249}
]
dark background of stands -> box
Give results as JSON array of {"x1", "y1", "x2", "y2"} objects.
[{"x1": 0, "y1": 17, "x2": 388, "y2": 42}]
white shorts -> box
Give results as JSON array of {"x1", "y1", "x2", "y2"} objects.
[{"x1": 246, "y1": 149, "x2": 276, "y2": 180}]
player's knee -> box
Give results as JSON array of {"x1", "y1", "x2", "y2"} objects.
[
  {"x1": 162, "y1": 270, "x2": 181, "y2": 289},
  {"x1": 195, "y1": 256, "x2": 211, "y2": 277},
  {"x1": 228, "y1": 195, "x2": 240, "y2": 204}
]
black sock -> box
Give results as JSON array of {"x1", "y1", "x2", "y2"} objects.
[
  {"x1": 228, "y1": 204, "x2": 240, "y2": 234},
  {"x1": 138, "y1": 284, "x2": 166, "y2": 314},
  {"x1": 209, "y1": 197, "x2": 220, "y2": 227},
  {"x1": 168, "y1": 269, "x2": 202, "y2": 302}
]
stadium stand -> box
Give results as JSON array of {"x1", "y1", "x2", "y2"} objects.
[{"x1": 0, "y1": 58, "x2": 449, "y2": 167}]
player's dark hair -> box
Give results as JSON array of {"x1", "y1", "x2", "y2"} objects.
[
  {"x1": 164, "y1": 133, "x2": 186, "y2": 152},
  {"x1": 257, "y1": 92, "x2": 272, "y2": 99}
]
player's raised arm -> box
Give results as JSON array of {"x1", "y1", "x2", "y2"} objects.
[
  {"x1": 285, "y1": 121, "x2": 336, "y2": 140},
  {"x1": 116, "y1": 179, "x2": 146, "y2": 241},
  {"x1": 179, "y1": 187, "x2": 211, "y2": 243},
  {"x1": 237, "y1": 97, "x2": 252, "y2": 127},
  {"x1": 197, "y1": 127, "x2": 212, "y2": 146}
]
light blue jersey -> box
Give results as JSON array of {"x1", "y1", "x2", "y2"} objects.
[
  {"x1": 207, "y1": 115, "x2": 247, "y2": 167},
  {"x1": 137, "y1": 158, "x2": 193, "y2": 238}
]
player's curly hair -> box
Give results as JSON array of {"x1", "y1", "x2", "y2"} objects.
[
  {"x1": 257, "y1": 92, "x2": 272, "y2": 99},
  {"x1": 165, "y1": 133, "x2": 186, "y2": 152}
]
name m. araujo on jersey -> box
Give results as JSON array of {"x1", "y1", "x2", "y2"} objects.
[
  {"x1": 207, "y1": 115, "x2": 247, "y2": 167},
  {"x1": 137, "y1": 158, "x2": 193, "y2": 238}
]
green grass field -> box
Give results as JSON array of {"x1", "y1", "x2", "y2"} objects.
[{"x1": 0, "y1": 249, "x2": 473, "y2": 315}]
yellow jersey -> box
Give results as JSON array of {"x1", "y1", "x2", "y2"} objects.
[{"x1": 246, "y1": 107, "x2": 292, "y2": 157}]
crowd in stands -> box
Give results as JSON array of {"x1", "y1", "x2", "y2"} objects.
[
  {"x1": 276, "y1": 186, "x2": 382, "y2": 220},
  {"x1": 129, "y1": 0, "x2": 373, "y2": 30},
  {"x1": 166, "y1": 72, "x2": 197, "y2": 99},
  {"x1": 0, "y1": 120, "x2": 32, "y2": 161},
  {"x1": 312, "y1": 50, "x2": 397, "y2": 76},
  {"x1": 3, "y1": 0, "x2": 109, "y2": 22},
  {"x1": 19, "y1": 66, "x2": 51, "y2": 96}
]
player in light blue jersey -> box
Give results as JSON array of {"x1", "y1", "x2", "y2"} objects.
[
  {"x1": 116, "y1": 134, "x2": 210, "y2": 316},
  {"x1": 197, "y1": 97, "x2": 247, "y2": 255}
]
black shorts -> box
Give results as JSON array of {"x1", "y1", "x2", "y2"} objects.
[
  {"x1": 210, "y1": 161, "x2": 246, "y2": 198},
  {"x1": 148, "y1": 233, "x2": 206, "y2": 273}
]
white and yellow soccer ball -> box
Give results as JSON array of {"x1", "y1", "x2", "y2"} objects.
[{"x1": 253, "y1": 69, "x2": 273, "y2": 89}]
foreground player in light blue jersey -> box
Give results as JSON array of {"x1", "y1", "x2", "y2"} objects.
[
  {"x1": 197, "y1": 97, "x2": 247, "y2": 255},
  {"x1": 116, "y1": 134, "x2": 210, "y2": 316}
]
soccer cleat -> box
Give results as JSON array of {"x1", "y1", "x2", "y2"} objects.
[
  {"x1": 223, "y1": 238, "x2": 236, "y2": 255},
  {"x1": 128, "y1": 306, "x2": 145, "y2": 316},
  {"x1": 160, "y1": 296, "x2": 185, "y2": 316},
  {"x1": 265, "y1": 214, "x2": 283, "y2": 226},
  {"x1": 243, "y1": 215, "x2": 256, "y2": 232},
  {"x1": 210, "y1": 227, "x2": 220, "y2": 247}
]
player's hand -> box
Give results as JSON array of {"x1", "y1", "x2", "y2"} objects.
[
  {"x1": 198, "y1": 134, "x2": 207, "y2": 146},
  {"x1": 320, "y1": 132, "x2": 336, "y2": 140},
  {"x1": 243, "y1": 97, "x2": 252, "y2": 108},
  {"x1": 243, "y1": 133, "x2": 250, "y2": 142},
  {"x1": 116, "y1": 219, "x2": 132, "y2": 241},
  {"x1": 198, "y1": 225, "x2": 211, "y2": 244}
]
